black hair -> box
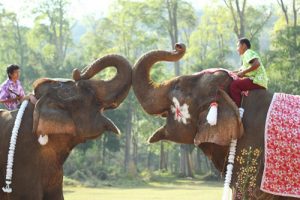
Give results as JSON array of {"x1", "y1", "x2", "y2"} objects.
[
  {"x1": 238, "y1": 37, "x2": 251, "y2": 49},
  {"x1": 6, "y1": 64, "x2": 20, "y2": 79}
]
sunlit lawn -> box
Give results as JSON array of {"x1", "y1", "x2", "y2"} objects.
[{"x1": 64, "y1": 180, "x2": 223, "y2": 200}]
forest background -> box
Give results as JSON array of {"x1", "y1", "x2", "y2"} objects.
[{"x1": 0, "y1": 0, "x2": 299, "y2": 187}]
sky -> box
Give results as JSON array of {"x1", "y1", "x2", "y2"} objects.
[{"x1": 1, "y1": 0, "x2": 275, "y2": 26}]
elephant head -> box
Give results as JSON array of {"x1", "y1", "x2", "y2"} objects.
[
  {"x1": 32, "y1": 54, "x2": 132, "y2": 140},
  {"x1": 133, "y1": 44, "x2": 243, "y2": 147},
  {"x1": 0, "y1": 55, "x2": 131, "y2": 199}
]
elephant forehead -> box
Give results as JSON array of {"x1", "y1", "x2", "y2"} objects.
[
  {"x1": 33, "y1": 78, "x2": 74, "y2": 88},
  {"x1": 36, "y1": 118, "x2": 76, "y2": 136},
  {"x1": 34, "y1": 79, "x2": 77, "y2": 99}
]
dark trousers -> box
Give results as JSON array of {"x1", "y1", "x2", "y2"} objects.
[{"x1": 229, "y1": 78, "x2": 265, "y2": 107}]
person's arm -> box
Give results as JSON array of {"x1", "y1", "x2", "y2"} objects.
[
  {"x1": 0, "y1": 96, "x2": 21, "y2": 104},
  {"x1": 0, "y1": 87, "x2": 18, "y2": 104},
  {"x1": 21, "y1": 93, "x2": 37, "y2": 104},
  {"x1": 0, "y1": 86, "x2": 23, "y2": 104},
  {"x1": 237, "y1": 58, "x2": 260, "y2": 77}
]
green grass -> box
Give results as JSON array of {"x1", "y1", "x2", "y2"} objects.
[{"x1": 64, "y1": 179, "x2": 223, "y2": 200}]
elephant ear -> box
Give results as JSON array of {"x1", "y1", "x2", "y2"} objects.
[
  {"x1": 32, "y1": 94, "x2": 76, "y2": 136},
  {"x1": 194, "y1": 89, "x2": 244, "y2": 146}
]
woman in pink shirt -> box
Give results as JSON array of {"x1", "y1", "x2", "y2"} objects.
[{"x1": 0, "y1": 64, "x2": 25, "y2": 110}]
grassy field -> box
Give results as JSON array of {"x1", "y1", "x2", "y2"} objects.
[{"x1": 64, "y1": 179, "x2": 223, "y2": 200}]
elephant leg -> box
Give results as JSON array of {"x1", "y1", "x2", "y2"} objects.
[
  {"x1": 3, "y1": 193, "x2": 43, "y2": 200},
  {"x1": 43, "y1": 187, "x2": 64, "y2": 200}
]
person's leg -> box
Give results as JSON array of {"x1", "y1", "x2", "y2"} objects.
[{"x1": 229, "y1": 78, "x2": 264, "y2": 107}]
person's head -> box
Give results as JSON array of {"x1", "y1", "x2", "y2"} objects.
[
  {"x1": 237, "y1": 37, "x2": 251, "y2": 55},
  {"x1": 6, "y1": 64, "x2": 21, "y2": 81}
]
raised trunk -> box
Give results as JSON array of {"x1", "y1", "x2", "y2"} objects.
[
  {"x1": 73, "y1": 54, "x2": 132, "y2": 109},
  {"x1": 132, "y1": 44, "x2": 186, "y2": 115}
]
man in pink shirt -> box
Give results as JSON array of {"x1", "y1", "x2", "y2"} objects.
[{"x1": 0, "y1": 64, "x2": 25, "y2": 110}]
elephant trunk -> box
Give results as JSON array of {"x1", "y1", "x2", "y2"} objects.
[
  {"x1": 73, "y1": 55, "x2": 132, "y2": 109},
  {"x1": 132, "y1": 43, "x2": 186, "y2": 115}
]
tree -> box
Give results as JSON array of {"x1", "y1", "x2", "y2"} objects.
[
  {"x1": 267, "y1": 0, "x2": 300, "y2": 94},
  {"x1": 27, "y1": 0, "x2": 73, "y2": 77},
  {"x1": 187, "y1": 6, "x2": 233, "y2": 72},
  {"x1": 223, "y1": 0, "x2": 272, "y2": 39},
  {"x1": 0, "y1": 8, "x2": 28, "y2": 77}
]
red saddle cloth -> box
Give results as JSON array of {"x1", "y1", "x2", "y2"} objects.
[{"x1": 261, "y1": 93, "x2": 300, "y2": 198}]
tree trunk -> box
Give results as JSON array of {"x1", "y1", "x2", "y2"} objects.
[
  {"x1": 147, "y1": 150, "x2": 152, "y2": 170},
  {"x1": 102, "y1": 135, "x2": 106, "y2": 166},
  {"x1": 278, "y1": 0, "x2": 289, "y2": 25},
  {"x1": 124, "y1": 102, "x2": 133, "y2": 172},
  {"x1": 132, "y1": 133, "x2": 138, "y2": 168},
  {"x1": 224, "y1": 0, "x2": 246, "y2": 38},
  {"x1": 185, "y1": 147, "x2": 193, "y2": 177},
  {"x1": 14, "y1": 19, "x2": 25, "y2": 67},
  {"x1": 179, "y1": 144, "x2": 193, "y2": 177},
  {"x1": 165, "y1": 149, "x2": 169, "y2": 170},
  {"x1": 160, "y1": 142, "x2": 168, "y2": 171},
  {"x1": 179, "y1": 145, "x2": 186, "y2": 176}
]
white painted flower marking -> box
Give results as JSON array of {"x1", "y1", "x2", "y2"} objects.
[{"x1": 170, "y1": 97, "x2": 190, "y2": 124}]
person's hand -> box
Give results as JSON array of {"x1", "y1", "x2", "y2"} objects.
[
  {"x1": 29, "y1": 94, "x2": 37, "y2": 104},
  {"x1": 15, "y1": 96, "x2": 22, "y2": 101},
  {"x1": 237, "y1": 70, "x2": 245, "y2": 77},
  {"x1": 22, "y1": 94, "x2": 37, "y2": 104}
]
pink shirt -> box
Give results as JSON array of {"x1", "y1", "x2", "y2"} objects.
[{"x1": 0, "y1": 79, "x2": 25, "y2": 110}]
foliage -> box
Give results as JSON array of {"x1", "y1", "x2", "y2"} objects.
[
  {"x1": 267, "y1": 4, "x2": 300, "y2": 94},
  {"x1": 187, "y1": 6, "x2": 233, "y2": 72},
  {"x1": 26, "y1": 0, "x2": 73, "y2": 77}
]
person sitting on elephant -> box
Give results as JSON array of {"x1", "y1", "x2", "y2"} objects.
[
  {"x1": 230, "y1": 38, "x2": 268, "y2": 115},
  {"x1": 0, "y1": 64, "x2": 26, "y2": 110}
]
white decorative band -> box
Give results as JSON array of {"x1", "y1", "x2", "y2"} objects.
[
  {"x1": 2, "y1": 100, "x2": 29, "y2": 193},
  {"x1": 221, "y1": 138, "x2": 237, "y2": 200}
]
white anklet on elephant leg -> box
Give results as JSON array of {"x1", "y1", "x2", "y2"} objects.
[{"x1": 222, "y1": 138, "x2": 237, "y2": 200}]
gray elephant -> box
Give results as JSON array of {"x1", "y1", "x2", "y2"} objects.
[
  {"x1": 132, "y1": 44, "x2": 299, "y2": 200},
  {"x1": 0, "y1": 55, "x2": 132, "y2": 200}
]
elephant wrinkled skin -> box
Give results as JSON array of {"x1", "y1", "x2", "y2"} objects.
[
  {"x1": 0, "y1": 54, "x2": 132, "y2": 200},
  {"x1": 132, "y1": 44, "x2": 297, "y2": 200}
]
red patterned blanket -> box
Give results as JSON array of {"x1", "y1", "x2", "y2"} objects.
[{"x1": 261, "y1": 93, "x2": 300, "y2": 198}]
